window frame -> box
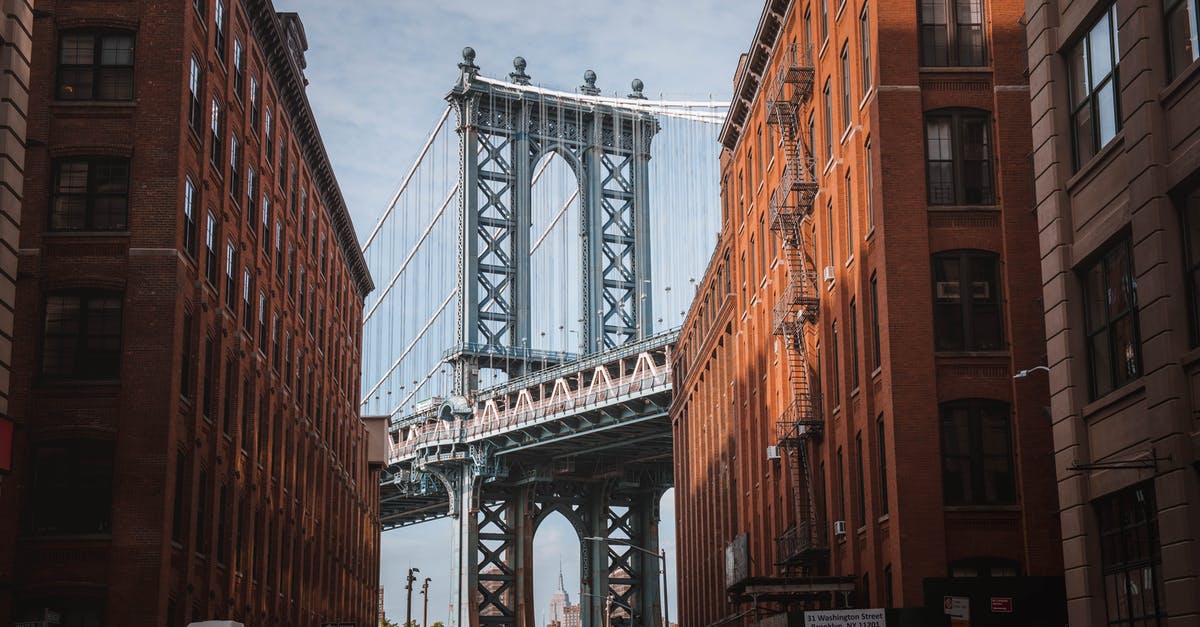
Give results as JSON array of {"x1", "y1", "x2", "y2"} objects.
[
  {"x1": 860, "y1": 3, "x2": 873, "y2": 93},
  {"x1": 919, "y1": 0, "x2": 989, "y2": 67},
  {"x1": 1069, "y1": 3, "x2": 1121, "y2": 170},
  {"x1": 932, "y1": 249, "x2": 1005, "y2": 351},
  {"x1": 1082, "y1": 235, "x2": 1142, "y2": 399},
  {"x1": 840, "y1": 42, "x2": 852, "y2": 130},
  {"x1": 188, "y1": 55, "x2": 203, "y2": 134},
  {"x1": 28, "y1": 439, "x2": 115, "y2": 535},
  {"x1": 40, "y1": 290, "x2": 124, "y2": 381},
  {"x1": 49, "y1": 156, "x2": 130, "y2": 232},
  {"x1": 1181, "y1": 189, "x2": 1200, "y2": 346},
  {"x1": 924, "y1": 109, "x2": 996, "y2": 205},
  {"x1": 938, "y1": 399, "x2": 1016, "y2": 506},
  {"x1": 56, "y1": 29, "x2": 135, "y2": 101},
  {"x1": 1165, "y1": 0, "x2": 1200, "y2": 79},
  {"x1": 1096, "y1": 483, "x2": 1165, "y2": 626}
]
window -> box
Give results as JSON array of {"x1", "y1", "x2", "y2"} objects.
[
  {"x1": 1083, "y1": 236, "x2": 1141, "y2": 398},
  {"x1": 841, "y1": 43, "x2": 852, "y2": 129},
  {"x1": 224, "y1": 240, "x2": 237, "y2": 311},
  {"x1": 870, "y1": 274, "x2": 881, "y2": 368},
  {"x1": 171, "y1": 452, "x2": 186, "y2": 542},
  {"x1": 271, "y1": 314, "x2": 280, "y2": 371},
  {"x1": 183, "y1": 177, "x2": 198, "y2": 258},
  {"x1": 246, "y1": 166, "x2": 256, "y2": 225},
  {"x1": 823, "y1": 79, "x2": 833, "y2": 163},
  {"x1": 932, "y1": 250, "x2": 1003, "y2": 351},
  {"x1": 1069, "y1": 4, "x2": 1120, "y2": 168},
  {"x1": 1096, "y1": 483, "x2": 1164, "y2": 626},
  {"x1": 849, "y1": 298, "x2": 860, "y2": 389},
  {"x1": 188, "y1": 55, "x2": 203, "y2": 133},
  {"x1": 884, "y1": 565, "x2": 893, "y2": 607},
  {"x1": 57, "y1": 30, "x2": 134, "y2": 101},
  {"x1": 836, "y1": 447, "x2": 845, "y2": 522},
  {"x1": 830, "y1": 320, "x2": 841, "y2": 404},
  {"x1": 29, "y1": 440, "x2": 114, "y2": 535},
  {"x1": 845, "y1": 170, "x2": 854, "y2": 254},
  {"x1": 925, "y1": 110, "x2": 994, "y2": 205},
  {"x1": 865, "y1": 137, "x2": 875, "y2": 230},
  {"x1": 195, "y1": 468, "x2": 209, "y2": 555},
  {"x1": 202, "y1": 337, "x2": 215, "y2": 419},
  {"x1": 274, "y1": 220, "x2": 283, "y2": 276},
  {"x1": 229, "y1": 135, "x2": 240, "y2": 202},
  {"x1": 181, "y1": 310, "x2": 193, "y2": 399},
  {"x1": 860, "y1": 3, "x2": 873, "y2": 93},
  {"x1": 263, "y1": 196, "x2": 273, "y2": 256},
  {"x1": 233, "y1": 38, "x2": 245, "y2": 99},
  {"x1": 213, "y1": 0, "x2": 226, "y2": 62},
  {"x1": 50, "y1": 157, "x2": 129, "y2": 231},
  {"x1": 920, "y1": 0, "x2": 987, "y2": 66},
  {"x1": 242, "y1": 268, "x2": 253, "y2": 329},
  {"x1": 827, "y1": 201, "x2": 836, "y2": 266},
  {"x1": 222, "y1": 359, "x2": 234, "y2": 434},
  {"x1": 193, "y1": 0, "x2": 205, "y2": 18},
  {"x1": 1166, "y1": 0, "x2": 1200, "y2": 78},
  {"x1": 855, "y1": 432, "x2": 866, "y2": 526},
  {"x1": 249, "y1": 76, "x2": 260, "y2": 133},
  {"x1": 42, "y1": 292, "x2": 123, "y2": 380},
  {"x1": 877, "y1": 415, "x2": 888, "y2": 515},
  {"x1": 258, "y1": 291, "x2": 267, "y2": 346},
  {"x1": 820, "y1": 0, "x2": 829, "y2": 43},
  {"x1": 264, "y1": 109, "x2": 274, "y2": 161},
  {"x1": 210, "y1": 97, "x2": 222, "y2": 168},
  {"x1": 1182, "y1": 189, "x2": 1200, "y2": 345},
  {"x1": 205, "y1": 212, "x2": 218, "y2": 285},
  {"x1": 939, "y1": 399, "x2": 1015, "y2": 505}
]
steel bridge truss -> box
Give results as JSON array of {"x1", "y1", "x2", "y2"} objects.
[{"x1": 448, "y1": 50, "x2": 658, "y2": 393}]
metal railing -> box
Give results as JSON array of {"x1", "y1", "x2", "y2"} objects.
[
  {"x1": 771, "y1": 275, "x2": 819, "y2": 336},
  {"x1": 776, "y1": 396, "x2": 823, "y2": 444},
  {"x1": 775, "y1": 519, "x2": 830, "y2": 565}
]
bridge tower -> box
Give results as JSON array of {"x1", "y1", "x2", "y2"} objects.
[{"x1": 428, "y1": 49, "x2": 666, "y2": 627}]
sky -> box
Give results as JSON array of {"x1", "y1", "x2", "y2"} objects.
[{"x1": 282, "y1": 0, "x2": 763, "y2": 622}]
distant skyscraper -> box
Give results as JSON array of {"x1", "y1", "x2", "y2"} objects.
[{"x1": 548, "y1": 562, "x2": 572, "y2": 623}]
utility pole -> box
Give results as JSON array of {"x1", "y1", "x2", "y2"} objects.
[
  {"x1": 405, "y1": 567, "x2": 420, "y2": 627},
  {"x1": 421, "y1": 577, "x2": 431, "y2": 627}
]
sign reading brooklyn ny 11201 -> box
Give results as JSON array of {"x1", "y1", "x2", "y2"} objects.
[{"x1": 804, "y1": 608, "x2": 887, "y2": 627}]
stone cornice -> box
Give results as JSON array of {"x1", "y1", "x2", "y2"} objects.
[{"x1": 245, "y1": 0, "x2": 374, "y2": 299}]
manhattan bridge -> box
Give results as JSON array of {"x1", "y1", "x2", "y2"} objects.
[{"x1": 360, "y1": 49, "x2": 729, "y2": 626}]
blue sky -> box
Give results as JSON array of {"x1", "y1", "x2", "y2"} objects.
[{"x1": 284, "y1": 0, "x2": 763, "y2": 622}]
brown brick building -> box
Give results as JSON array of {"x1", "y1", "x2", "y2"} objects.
[
  {"x1": 672, "y1": 0, "x2": 1066, "y2": 623},
  {"x1": 0, "y1": 1, "x2": 382, "y2": 625},
  {"x1": 1025, "y1": 0, "x2": 1200, "y2": 624}
]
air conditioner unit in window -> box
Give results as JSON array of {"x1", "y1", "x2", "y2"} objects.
[
  {"x1": 766, "y1": 445, "x2": 781, "y2": 460},
  {"x1": 833, "y1": 520, "x2": 847, "y2": 535},
  {"x1": 823, "y1": 265, "x2": 836, "y2": 282},
  {"x1": 935, "y1": 281, "x2": 961, "y2": 300}
]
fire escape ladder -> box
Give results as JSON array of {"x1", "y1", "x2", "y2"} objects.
[{"x1": 768, "y1": 41, "x2": 827, "y2": 574}]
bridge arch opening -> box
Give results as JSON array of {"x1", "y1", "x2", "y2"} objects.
[
  {"x1": 529, "y1": 150, "x2": 583, "y2": 357},
  {"x1": 533, "y1": 508, "x2": 583, "y2": 625}
]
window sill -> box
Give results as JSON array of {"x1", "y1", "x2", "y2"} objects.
[
  {"x1": 20, "y1": 532, "x2": 113, "y2": 542},
  {"x1": 839, "y1": 124, "x2": 853, "y2": 145},
  {"x1": 1160, "y1": 55, "x2": 1200, "y2": 106},
  {"x1": 943, "y1": 504, "x2": 1021, "y2": 513},
  {"x1": 877, "y1": 513, "x2": 890, "y2": 525},
  {"x1": 934, "y1": 350, "x2": 1009, "y2": 359},
  {"x1": 42, "y1": 230, "x2": 131, "y2": 238},
  {"x1": 1081, "y1": 379, "x2": 1145, "y2": 421},
  {"x1": 859, "y1": 88, "x2": 874, "y2": 111},
  {"x1": 1066, "y1": 132, "x2": 1125, "y2": 195},
  {"x1": 49, "y1": 99, "x2": 136, "y2": 109},
  {"x1": 917, "y1": 65, "x2": 993, "y2": 73},
  {"x1": 36, "y1": 378, "x2": 120, "y2": 389},
  {"x1": 927, "y1": 204, "x2": 1000, "y2": 212}
]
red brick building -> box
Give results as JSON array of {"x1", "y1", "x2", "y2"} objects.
[
  {"x1": 671, "y1": 0, "x2": 1065, "y2": 623},
  {"x1": 0, "y1": 1, "x2": 382, "y2": 625}
]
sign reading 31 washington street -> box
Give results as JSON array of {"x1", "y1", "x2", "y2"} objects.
[{"x1": 804, "y1": 608, "x2": 887, "y2": 627}]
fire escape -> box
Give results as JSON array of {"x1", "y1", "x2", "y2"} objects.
[{"x1": 767, "y1": 42, "x2": 828, "y2": 574}]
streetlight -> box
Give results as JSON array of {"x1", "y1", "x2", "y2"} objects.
[
  {"x1": 405, "y1": 567, "x2": 420, "y2": 627},
  {"x1": 1014, "y1": 365, "x2": 1050, "y2": 378},
  {"x1": 420, "y1": 577, "x2": 431, "y2": 627},
  {"x1": 580, "y1": 592, "x2": 631, "y2": 626},
  {"x1": 584, "y1": 537, "x2": 670, "y2": 627}
]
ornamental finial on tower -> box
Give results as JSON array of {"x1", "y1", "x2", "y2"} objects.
[
  {"x1": 510, "y1": 56, "x2": 531, "y2": 85},
  {"x1": 580, "y1": 69, "x2": 600, "y2": 95},
  {"x1": 458, "y1": 46, "x2": 479, "y2": 83},
  {"x1": 628, "y1": 78, "x2": 646, "y2": 99}
]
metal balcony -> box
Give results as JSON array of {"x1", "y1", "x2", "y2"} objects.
[
  {"x1": 771, "y1": 276, "x2": 819, "y2": 337},
  {"x1": 765, "y1": 43, "x2": 816, "y2": 131},
  {"x1": 775, "y1": 519, "x2": 830, "y2": 566},
  {"x1": 776, "y1": 398, "x2": 823, "y2": 445},
  {"x1": 769, "y1": 159, "x2": 819, "y2": 236}
]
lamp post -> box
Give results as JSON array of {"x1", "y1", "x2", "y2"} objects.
[
  {"x1": 405, "y1": 567, "x2": 420, "y2": 627},
  {"x1": 420, "y1": 577, "x2": 430, "y2": 627},
  {"x1": 584, "y1": 537, "x2": 670, "y2": 627},
  {"x1": 581, "y1": 592, "x2": 631, "y2": 626}
]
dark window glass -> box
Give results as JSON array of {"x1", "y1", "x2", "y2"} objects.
[
  {"x1": 232, "y1": 38, "x2": 245, "y2": 99},
  {"x1": 171, "y1": 452, "x2": 186, "y2": 542},
  {"x1": 222, "y1": 359, "x2": 234, "y2": 434},
  {"x1": 210, "y1": 97, "x2": 222, "y2": 169},
  {"x1": 861, "y1": 3, "x2": 873, "y2": 92},
  {"x1": 29, "y1": 440, "x2": 114, "y2": 534},
  {"x1": 820, "y1": 0, "x2": 829, "y2": 42},
  {"x1": 229, "y1": 135, "x2": 240, "y2": 204},
  {"x1": 884, "y1": 565, "x2": 894, "y2": 607},
  {"x1": 920, "y1": 0, "x2": 987, "y2": 66},
  {"x1": 180, "y1": 310, "x2": 193, "y2": 399},
  {"x1": 188, "y1": 56, "x2": 203, "y2": 133},
  {"x1": 841, "y1": 43, "x2": 852, "y2": 129},
  {"x1": 249, "y1": 76, "x2": 260, "y2": 133},
  {"x1": 1166, "y1": 0, "x2": 1199, "y2": 78},
  {"x1": 205, "y1": 213, "x2": 219, "y2": 285},
  {"x1": 195, "y1": 468, "x2": 208, "y2": 555},
  {"x1": 1096, "y1": 483, "x2": 1164, "y2": 626},
  {"x1": 939, "y1": 399, "x2": 1015, "y2": 505},
  {"x1": 242, "y1": 268, "x2": 253, "y2": 329},
  {"x1": 830, "y1": 321, "x2": 841, "y2": 404},
  {"x1": 1083, "y1": 236, "x2": 1142, "y2": 398},
  {"x1": 1181, "y1": 189, "x2": 1200, "y2": 346},
  {"x1": 216, "y1": 484, "x2": 229, "y2": 564},
  {"x1": 855, "y1": 432, "x2": 866, "y2": 526},
  {"x1": 41, "y1": 292, "x2": 123, "y2": 380},
  {"x1": 823, "y1": 79, "x2": 833, "y2": 163},
  {"x1": 213, "y1": 0, "x2": 226, "y2": 62},
  {"x1": 57, "y1": 30, "x2": 134, "y2": 100},
  {"x1": 849, "y1": 298, "x2": 860, "y2": 389},
  {"x1": 202, "y1": 337, "x2": 215, "y2": 419},
  {"x1": 925, "y1": 111, "x2": 994, "y2": 205},
  {"x1": 16, "y1": 598, "x2": 105, "y2": 627},
  {"x1": 877, "y1": 415, "x2": 888, "y2": 515},
  {"x1": 836, "y1": 446, "x2": 845, "y2": 522},
  {"x1": 932, "y1": 250, "x2": 1003, "y2": 351},
  {"x1": 224, "y1": 240, "x2": 237, "y2": 311},
  {"x1": 183, "y1": 176, "x2": 197, "y2": 257},
  {"x1": 50, "y1": 157, "x2": 129, "y2": 231},
  {"x1": 870, "y1": 274, "x2": 881, "y2": 368},
  {"x1": 1069, "y1": 4, "x2": 1120, "y2": 168}
]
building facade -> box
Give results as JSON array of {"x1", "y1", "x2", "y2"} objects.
[
  {"x1": 672, "y1": 0, "x2": 1066, "y2": 623},
  {"x1": 0, "y1": 1, "x2": 381, "y2": 625},
  {"x1": 1025, "y1": 0, "x2": 1200, "y2": 624}
]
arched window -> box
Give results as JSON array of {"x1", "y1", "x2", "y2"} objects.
[
  {"x1": 932, "y1": 250, "x2": 1003, "y2": 351},
  {"x1": 939, "y1": 399, "x2": 1015, "y2": 505}
]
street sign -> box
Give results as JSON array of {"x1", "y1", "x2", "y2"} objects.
[
  {"x1": 944, "y1": 596, "x2": 970, "y2": 626},
  {"x1": 991, "y1": 597, "x2": 1013, "y2": 613},
  {"x1": 804, "y1": 608, "x2": 886, "y2": 627}
]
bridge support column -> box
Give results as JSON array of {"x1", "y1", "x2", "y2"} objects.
[
  {"x1": 445, "y1": 463, "x2": 480, "y2": 627},
  {"x1": 626, "y1": 489, "x2": 664, "y2": 627}
]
